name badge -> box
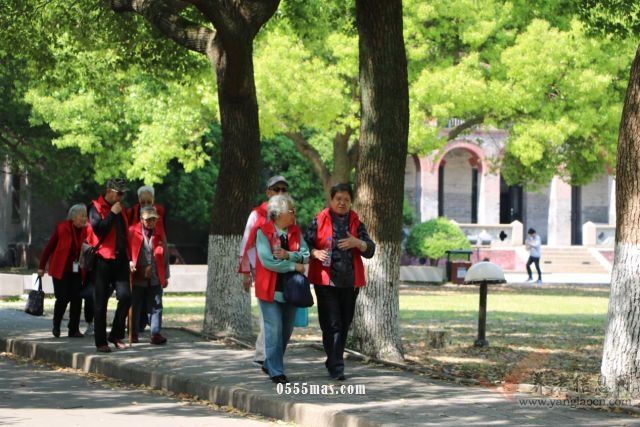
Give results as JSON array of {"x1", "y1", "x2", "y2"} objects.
[{"x1": 72, "y1": 262, "x2": 80, "y2": 273}]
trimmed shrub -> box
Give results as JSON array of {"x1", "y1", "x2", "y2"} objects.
[{"x1": 406, "y1": 217, "x2": 471, "y2": 264}]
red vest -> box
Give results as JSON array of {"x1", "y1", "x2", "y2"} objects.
[
  {"x1": 254, "y1": 221, "x2": 301, "y2": 302},
  {"x1": 238, "y1": 202, "x2": 269, "y2": 273},
  {"x1": 47, "y1": 220, "x2": 89, "y2": 280},
  {"x1": 127, "y1": 203, "x2": 166, "y2": 236},
  {"x1": 308, "y1": 208, "x2": 366, "y2": 287},
  {"x1": 128, "y1": 223, "x2": 168, "y2": 287},
  {"x1": 89, "y1": 195, "x2": 129, "y2": 260}
]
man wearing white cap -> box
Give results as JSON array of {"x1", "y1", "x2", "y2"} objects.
[{"x1": 238, "y1": 175, "x2": 289, "y2": 367}]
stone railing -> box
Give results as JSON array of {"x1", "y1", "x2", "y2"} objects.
[
  {"x1": 453, "y1": 220, "x2": 523, "y2": 247},
  {"x1": 582, "y1": 222, "x2": 615, "y2": 246}
]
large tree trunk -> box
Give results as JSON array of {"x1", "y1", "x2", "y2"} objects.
[
  {"x1": 351, "y1": 0, "x2": 408, "y2": 362},
  {"x1": 601, "y1": 44, "x2": 640, "y2": 397},
  {"x1": 203, "y1": 36, "x2": 260, "y2": 339}
]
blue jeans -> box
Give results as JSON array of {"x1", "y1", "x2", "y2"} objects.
[{"x1": 258, "y1": 298, "x2": 297, "y2": 377}]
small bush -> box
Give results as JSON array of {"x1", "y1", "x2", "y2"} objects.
[{"x1": 406, "y1": 217, "x2": 471, "y2": 263}]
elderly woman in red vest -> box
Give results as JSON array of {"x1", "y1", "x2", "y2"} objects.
[
  {"x1": 127, "y1": 185, "x2": 165, "y2": 235},
  {"x1": 38, "y1": 204, "x2": 95, "y2": 338},
  {"x1": 128, "y1": 206, "x2": 170, "y2": 345},
  {"x1": 127, "y1": 185, "x2": 166, "y2": 334},
  {"x1": 252, "y1": 194, "x2": 309, "y2": 384},
  {"x1": 305, "y1": 183, "x2": 376, "y2": 381}
]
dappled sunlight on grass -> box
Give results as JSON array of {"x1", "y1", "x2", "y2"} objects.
[{"x1": 1, "y1": 284, "x2": 610, "y2": 392}]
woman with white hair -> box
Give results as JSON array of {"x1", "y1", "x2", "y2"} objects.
[
  {"x1": 38, "y1": 204, "x2": 96, "y2": 338},
  {"x1": 127, "y1": 185, "x2": 165, "y2": 235},
  {"x1": 247, "y1": 194, "x2": 309, "y2": 384}
]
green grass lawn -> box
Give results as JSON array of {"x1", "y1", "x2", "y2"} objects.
[{"x1": 1, "y1": 284, "x2": 609, "y2": 391}]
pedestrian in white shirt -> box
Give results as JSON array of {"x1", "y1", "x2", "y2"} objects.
[{"x1": 525, "y1": 228, "x2": 542, "y2": 284}]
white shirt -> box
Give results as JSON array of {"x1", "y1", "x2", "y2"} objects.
[
  {"x1": 239, "y1": 210, "x2": 259, "y2": 268},
  {"x1": 526, "y1": 234, "x2": 541, "y2": 258}
]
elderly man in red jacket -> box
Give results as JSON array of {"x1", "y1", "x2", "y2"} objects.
[
  {"x1": 128, "y1": 206, "x2": 170, "y2": 345},
  {"x1": 88, "y1": 178, "x2": 131, "y2": 352}
]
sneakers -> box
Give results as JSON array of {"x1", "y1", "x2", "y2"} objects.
[
  {"x1": 84, "y1": 322, "x2": 94, "y2": 336},
  {"x1": 536, "y1": 279, "x2": 542, "y2": 284},
  {"x1": 150, "y1": 333, "x2": 167, "y2": 345}
]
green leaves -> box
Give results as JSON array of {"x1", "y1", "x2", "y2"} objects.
[
  {"x1": 406, "y1": 0, "x2": 634, "y2": 187},
  {"x1": 406, "y1": 217, "x2": 471, "y2": 261}
]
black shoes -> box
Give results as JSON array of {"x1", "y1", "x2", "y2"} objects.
[
  {"x1": 68, "y1": 330, "x2": 84, "y2": 338},
  {"x1": 96, "y1": 345, "x2": 111, "y2": 353},
  {"x1": 271, "y1": 375, "x2": 289, "y2": 384},
  {"x1": 330, "y1": 373, "x2": 346, "y2": 381},
  {"x1": 261, "y1": 366, "x2": 269, "y2": 376},
  {"x1": 52, "y1": 326, "x2": 60, "y2": 338}
]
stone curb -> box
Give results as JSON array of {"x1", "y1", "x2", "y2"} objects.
[{"x1": 0, "y1": 335, "x2": 381, "y2": 427}]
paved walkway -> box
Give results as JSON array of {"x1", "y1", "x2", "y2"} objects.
[
  {"x1": 0, "y1": 354, "x2": 270, "y2": 426},
  {"x1": 0, "y1": 308, "x2": 637, "y2": 426}
]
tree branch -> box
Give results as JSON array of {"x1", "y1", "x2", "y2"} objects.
[
  {"x1": 285, "y1": 131, "x2": 331, "y2": 191},
  {"x1": 110, "y1": 0, "x2": 215, "y2": 55},
  {"x1": 445, "y1": 115, "x2": 485, "y2": 141}
]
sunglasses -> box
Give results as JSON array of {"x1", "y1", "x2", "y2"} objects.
[{"x1": 270, "y1": 186, "x2": 288, "y2": 193}]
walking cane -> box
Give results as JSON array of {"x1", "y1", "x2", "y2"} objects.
[{"x1": 128, "y1": 271, "x2": 133, "y2": 348}]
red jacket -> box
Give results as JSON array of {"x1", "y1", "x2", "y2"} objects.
[
  {"x1": 307, "y1": 208, "x2": 366, "y2": 287},
  {"x1": 127, "y1": 203, "x2": 166, "y2": 236},
  {"x1": 254, "y1": 221, "x2": 301, "y2": 302},
  {"x1": 88, "y1": 195, "x2": 130, "y2": 260},
  {"x1": 39, "y1": 220, "x2": 93, "y2": 280},
  {"x1": 128, "y1": 223, "x2": 168, "y2": 287},
  {"x1": 238, "y1": 202, "x2": 269, "y2": 273}
]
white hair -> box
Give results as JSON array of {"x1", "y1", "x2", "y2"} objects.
[
  {"x1": 267, "y1": 194, "x2": 294, "y2": 221},
  {"x1": 137, "y1": 185, "x2": 155, "y2": 198},
  {"x1": 67, "y1": 204, "x2": 87, "y2": 220}
]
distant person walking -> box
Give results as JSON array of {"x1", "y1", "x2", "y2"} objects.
[{"x1": 525, "y1": 228, "x2": 542, "y2": 284}]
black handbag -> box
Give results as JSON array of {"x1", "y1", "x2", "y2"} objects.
[
  {"x1": 282, "y1": 271, "x2": 314, "y2": 308},
  {"x1": 25, "y1": 276, "x2": 45, "y2": 316},
  {"x1": 80, "y1": 232, "x2": 107, "y2": 272}
]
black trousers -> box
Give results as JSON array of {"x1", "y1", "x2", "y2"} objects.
[
  {"x1": 93, "y1": 254, "x2": 131, "y2": 347},
  {"x1": 52, "y1": 272, "x2": 82, "y2": 333},
  {"x1": 314, "y1": 285, "x2": 359, "y2": 377},
  {"x1": 526, "y1": 256, "x2": 542, "y2": 280},
  {"x1": 83, "y1": 295, "x2": 94, "y2": 323}
]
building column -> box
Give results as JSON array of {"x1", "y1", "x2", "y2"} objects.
[
  {"x1": 547, "y1": 176, "x2": 572, "y2": 246},
  {"x1": 419, "y1": 156, "x2": 438, "y2": 222},
  {"x1": 608, "y1": 175, "x2": 616, "y2": 225},
  {"x1": 478, "y1": 171, "x2": 500, "y2": 224}
]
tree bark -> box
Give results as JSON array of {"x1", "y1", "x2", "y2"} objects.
[
  {"x1": 601, "y1": 43, "x2": 640, "y2": 397},
  {"x1": 203, "y1": 34, "x2": 260, "y2": 339},
  {"x1": 109, "y1": 0, "x2": 280, "y2": 339},
  {"x1": 351, "y1": 0, "x2": 408, "y2": 362}
]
